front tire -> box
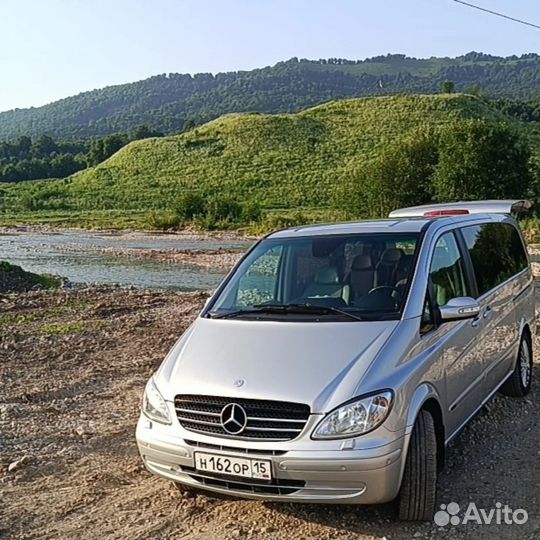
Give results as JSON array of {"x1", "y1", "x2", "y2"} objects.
[
  {"x1": 397, "y1": 410, "x2": 437, "y2": 521},
  {"x1": 499, "y1": 333, "x2": 533, "y2": 398}
]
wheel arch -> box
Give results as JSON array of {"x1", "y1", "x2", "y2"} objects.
[{"x1": 399, "y1": 384, "x2": 446, "y2": 485}]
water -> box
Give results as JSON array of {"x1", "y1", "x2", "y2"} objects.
[{"x1": 0, "y1": 230, "x2": 252, "y2": 291}]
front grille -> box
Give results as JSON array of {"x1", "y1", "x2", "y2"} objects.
[
  {"x1": 174, "y1": 395, "x2": 310, "y2": 441},
  {"x1": 184, "y1": 439, "x2": 287, "y2": 456},
  {"x1": 181, "y1": 465, "x2": 305, "y2": 495}
]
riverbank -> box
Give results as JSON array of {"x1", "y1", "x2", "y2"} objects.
[
  {"x1": 0, "y1": 224, "x2": 254, "y2": 241},
  {"x1": 94, "y1": 247, "x2": 243, "y2": 270},
  {"x1": 1, "y1": 285, "x2": 538, "y2": 540}
]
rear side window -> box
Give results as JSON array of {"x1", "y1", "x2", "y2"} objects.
[{"x1": 461, "y1": 223, "x2": 528, "y2": 296}]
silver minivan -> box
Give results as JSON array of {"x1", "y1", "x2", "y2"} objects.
[{"x1": 136, "y1": 200, "x2": 535, "y2": 521}]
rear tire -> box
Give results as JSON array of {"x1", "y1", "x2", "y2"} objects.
[
  {"x1": 499, "y1": 333, "x2": 532, "y2": 398},
  {"x1": 397, "y1": 410, "x2": 437, "y2": 522}
]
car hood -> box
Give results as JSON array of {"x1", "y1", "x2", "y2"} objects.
[{"x1": 156, "y1": 317, "x2": 398, "y2": 413}]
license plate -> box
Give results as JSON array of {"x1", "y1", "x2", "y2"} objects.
[{"x1": 194, "y1": 452, "x2": 272, "y2": 480}]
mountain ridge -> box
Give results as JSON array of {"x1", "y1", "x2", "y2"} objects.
[{"x1": 0, "y1": 52, "x2": 537, "y2": 140}]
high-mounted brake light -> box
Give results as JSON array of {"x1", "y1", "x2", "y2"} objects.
[{"x1": 423, "y1": 209, "x2": 470, "y2": 217}]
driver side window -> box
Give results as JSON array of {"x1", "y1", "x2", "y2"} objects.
[
  {"x1": 429, "y1": 232, "x2": 470, "y2": 308},
  {"x1": 236, "y1": 245, "x2": 283, "y2": 307}
]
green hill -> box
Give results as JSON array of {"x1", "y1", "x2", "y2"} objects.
[
  {"x1": 0, "y1": 93, "x2": 534, "y2": 229},
  {"x1": 0, "y1": 52, "x2": 537, "y2": 140}
]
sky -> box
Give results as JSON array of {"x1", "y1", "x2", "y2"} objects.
[{"x1": 0, "y1": 0, "x2": 538, "y2": 112}]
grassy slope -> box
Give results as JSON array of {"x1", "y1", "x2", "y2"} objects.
[
  {"x1": 0, "y1": 261, "x2": 61, "y2": 292},
  {"x1": 0, "y1": 94, "x2": 530, "y2": 228}
]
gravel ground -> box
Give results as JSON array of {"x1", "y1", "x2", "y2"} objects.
[{"x1": 0, "y1": 286, "x2": 538, "y2": 540}]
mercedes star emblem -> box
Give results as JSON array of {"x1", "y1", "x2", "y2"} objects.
[{"x1": 220, "y1": 403, "x2": 248, "y2": 435}]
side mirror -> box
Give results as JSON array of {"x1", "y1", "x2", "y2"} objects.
[{"x1": 439, "y1": 297, "x2": 480, "y2": 322}]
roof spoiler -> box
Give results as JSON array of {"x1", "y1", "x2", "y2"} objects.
[{"x1": 389, "y1": 200, "x2": 533, "y2": 218}]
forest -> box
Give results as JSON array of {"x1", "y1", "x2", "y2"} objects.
[
  {"x1": 0, "y1": 52, "x2": 537, "y2": 140},
  {"x1": 0, "y1": 126, "x2": 163, "y2": 183}
]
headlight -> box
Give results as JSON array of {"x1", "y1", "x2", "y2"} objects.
[
  {"x1": 312, "y1": 390, "x2": 393, "y2": 439},
  {"x1": 142, "y1": 378, "x2": 172, "y2": 424}
]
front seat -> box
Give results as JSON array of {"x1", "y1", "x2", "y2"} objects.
[
  {"x1": 394, "y1": 254, "x2": 412, "y2": 298},
  {"x1": 348, "y1": 254, "x2": 375, "y2": 300},
  {"x1": 303, "y1": 267, "x2": 345, "y2": 299},
  {"x1": 375, "y1": 248, "x2": 403, "y2": 287}
]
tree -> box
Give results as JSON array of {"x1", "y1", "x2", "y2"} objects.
[
  {"x1": 15, "y1": 136, "x2": 32, "y2": 158},
  {"x1": 338, "y1": 127, "x2": 439, "y2": 218},
  {"x1": 31, "y1": 135, "x2": 57, "y2": 157},
  {"x1": 87, "y1": 134, "x2": 128, "y2": 166},
  {"x1": 130, "y1": 125, "x2": 163, "y2": 140},
  {"x1": 526, "y1": 153, "x2": 539, "y2": 202},
  {"x1": 432, "y1": 119, "x2": 531, "y2": 202},
  {"x1": 441, "y1": 80, "x2": 455, "y2": 94}
]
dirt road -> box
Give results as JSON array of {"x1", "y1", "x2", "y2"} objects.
[{"x1": 1, "y1": 287, "x2": 538, "y2": 540}]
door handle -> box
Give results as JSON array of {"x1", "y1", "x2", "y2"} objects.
[
  {"x1": 483, "y1": 306, "x2": 492, "y2": 319},
  {"x1": 471, "y1": 316, "x2": 480, "y2": 328}
]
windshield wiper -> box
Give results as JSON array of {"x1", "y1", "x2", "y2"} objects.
[
  {"x1": 252, "y1": 302, "x2": 365, "y2": 321},
  {"x1": 207, "y1": 306, "x2": 286, "y2": 319},
  {"x1": 284, "y1": 303, "x2": 365, "y2": 321},
  {"x1": 208, "y1": 303, "x2": 365, "y2": 321}
]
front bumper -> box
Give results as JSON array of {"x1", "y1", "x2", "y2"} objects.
[{"x1": 136, "y1": 415, "x2": 406, "y2": 504}]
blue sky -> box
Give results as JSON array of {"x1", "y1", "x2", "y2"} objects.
[{"x1": 0, "y1": 0, "x2": 538, "y2": 111}]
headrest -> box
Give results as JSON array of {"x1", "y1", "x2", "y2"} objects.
[
  {"x1": 396, "y1": 254, "x2": 412, "y2": 270},
  {"x1": 351, "y1": 254, "x2": 372, "y2": 271},
  {"x1": 314, "y1": 267, "x2": 339, "y2": 284},
  {"x1": 380, "y1": 248, "x2": 403, "y2": 264}
]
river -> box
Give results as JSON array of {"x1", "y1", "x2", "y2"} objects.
[{"x1": 0, "y1": 229, "x2": 252, "y2": 291}]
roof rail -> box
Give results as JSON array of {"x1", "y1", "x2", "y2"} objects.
[{"x1": 389, "y1": 200, "x2": 533, "y2": 218}]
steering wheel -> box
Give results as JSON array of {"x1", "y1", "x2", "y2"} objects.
[{"x1": 368, "y1": 285, "x2": 399, "y2": 297}]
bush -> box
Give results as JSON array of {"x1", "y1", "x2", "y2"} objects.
[
  {"x1": 175, "y1": 192, "x2": 205, "y2": 221},
  {"x1": 261, "y1": 211, "x2": 311, "y2": 230},
  {"x1": 240, "y1": 201, "x2": 262, "y2": 223},
  {"x1": 206, "y1": 196, "x2": 243, "y2": 224},
  {"x1": 146, "y1": 211, "x2": 180, "y2": 230}
]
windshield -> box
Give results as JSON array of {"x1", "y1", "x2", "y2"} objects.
[{"x1": 206, "y1": 233, "x2": 420, "y2": 321}]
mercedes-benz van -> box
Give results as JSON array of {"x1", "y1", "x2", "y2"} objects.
[{"x1": 136, "y1": 200, "x2": 535, "y2": 521}]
